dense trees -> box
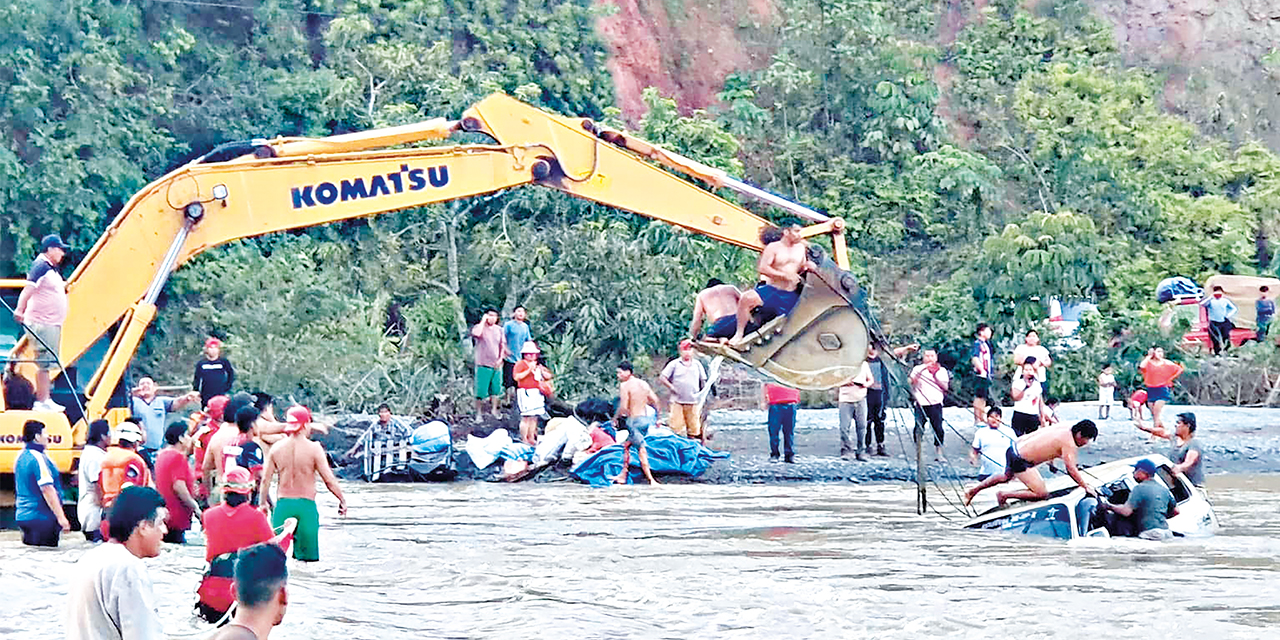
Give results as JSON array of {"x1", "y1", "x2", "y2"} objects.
[{"x1": 5, "y1": 0, "x2": 1280, "y2": 408}]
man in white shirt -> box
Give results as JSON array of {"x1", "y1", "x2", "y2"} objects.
[
  {"x1": 1012, "y1": 329, "x2": 1052, "y2": 392},
  {"x1": 837, "y1": 361, "x2": 874, "y2": 460},
  {"x1": 1010, "y1": 359, "x2": 1051, "y2": 436},
  {"x1": 67, "y1": 486, "x2": 169, "y2": 640},
  {"x1": 908, "y1": 349, "x2": 951, "y2": 461},
  {"x1": 659, "y1": 340, "x2": 708, "y2": 442},
  {"x1": 77, "y1": 420, "x2": 112, "y2": 542},
  {"x1": 970, "y1": 407, "x2": 1017, "y2": 481}
]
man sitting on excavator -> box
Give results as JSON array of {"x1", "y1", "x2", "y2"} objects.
[
  {"x1": 728, "y1": 223, "x2": 817, "y2": 347},
  {"x1": 688, "y1": 278, "x2": 741, "y2": 341}
]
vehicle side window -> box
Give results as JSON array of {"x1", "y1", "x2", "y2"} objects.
[{"x1": 1156, "y1": 466, "x2": 1192, "y2": 503}]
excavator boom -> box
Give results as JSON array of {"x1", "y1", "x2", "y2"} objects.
[{"x1": 2, "y1": 94, "x2": 874, "y2": 482}]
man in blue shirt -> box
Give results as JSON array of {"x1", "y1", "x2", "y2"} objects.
[
  {"x1": 1256, "y1": 286, "x2": 1274, "y2": 342},
  {"x1": 15, "y1": 419, "x2": 71, "y2": 546},
  {"x1": 1200, "y1": 286, "x2": 1238, "y2": 355},
  {"x1": 502, "y1": 306, "x2": 532, "y2": 403},
  {"x1": 130, "y1": 376, "x2": 199, "y2": 467}
]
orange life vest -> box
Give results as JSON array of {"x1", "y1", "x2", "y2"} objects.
[{"x1": 100, "y1": 446, "x2": 151, "y2": 507}]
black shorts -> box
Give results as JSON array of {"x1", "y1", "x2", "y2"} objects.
[
  {"x1": 973, "y1": 377, "x2": 992, "y2": 402},
  {"x1": 502, "y1": 360, "x2": 517, "y2": 389},
  {"x1": 706, "y1": 315, "x2": 736, "y2": 339},
  {"x1": 1005, "y1": 447, "x2": 1033, "y2": 475},
  {"x1": 1011, "y1": 411, "x2": 1040, "y2": 437},
  {"x1": 19, "y1": 519, "x2": 60, "y2": 547}
]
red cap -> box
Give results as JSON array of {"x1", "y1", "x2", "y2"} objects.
[
  {"x1": 222, "y1": 467, "x2": 255, "y2": 495},
  {"x1": 205, "y1": 337, "x2": 222, "y2": 349},
  {"x1": 284, "y1": 405, "x2": 311, "y2": 433},
  {"x1": 206, "y1": 395, "x2": 230, "y2": 422},
  {"x1": 678, "y1": 339, "x2": 694, "y2": 351}
]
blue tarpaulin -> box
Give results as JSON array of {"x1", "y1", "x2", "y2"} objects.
[{"x1": 569, "y1": 434, "x2": 731, "y2": 487}]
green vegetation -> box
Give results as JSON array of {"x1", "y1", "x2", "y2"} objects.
[{"x1": 4, "y1": 0, "x2": 1279, "y2": 410}]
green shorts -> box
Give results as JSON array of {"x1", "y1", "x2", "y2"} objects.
[
  {"x1": 475, "y1": 366, "x2": 502, "y2": 399},
  {"x1": 273, "y1": 497, "x2": 320, "y2": 562}
]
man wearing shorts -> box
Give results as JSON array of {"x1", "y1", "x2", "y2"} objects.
[
  {"x1": 970, "y1": 323, "x2": 995, "y2": 426},
  {"x1": 728, "y1": 224, "x2": 817, "y2": 346},
  {"x1": 470, "y1": 308, "x2": 506, "y2": 421},
  {"x1": 964, "y1": 420, "x2": 1099, "y2": 506},
  {"x1": 659, "y1": 340, "x2": 707, "y2": 442},
  {"x1": 1009, "y1": 359, "x2": 1050, "y2": 436},
  {"x1": 260, "y1": 406, "x2": 346, "y2": 562},
  {"x1": 688, "y1": 278, "x2": 741, "y2": 341},
  {"x1": 614, "y1": 361, "x2": 659, "y2": 485},
  {"x1": 13, "y1": 234, "x2": 71, "y2": 412}
]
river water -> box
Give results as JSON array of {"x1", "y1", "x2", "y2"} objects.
[{"x1": 3, "y1": 475, "x2": 1279, "y2": 639}]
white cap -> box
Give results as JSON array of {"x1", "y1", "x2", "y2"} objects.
[
  {"x1": 521, "y1": 341, "x2": 541, "y2": 355},
  {"x1": 115, "y1": 423, "x2": 143, "y2": 444}
]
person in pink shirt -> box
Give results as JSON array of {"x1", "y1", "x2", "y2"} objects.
[
  {"x1": 908, "y1": 349, "x2": 951, "y2": 461},
  {"x1": 470, "y1": 308, "x2": 507, "y2": 421},
  {"x1": 12, "y1": 234, "x2": 71, "y2": 411}
]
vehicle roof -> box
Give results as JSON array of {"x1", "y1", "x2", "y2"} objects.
[{"x1": 969, "y1": 454, "x2": 1174, "y2": 519}]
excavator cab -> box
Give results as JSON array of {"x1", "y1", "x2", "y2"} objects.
[{"x1": 695, "y1": 245, "x2": 873, "y2": 390}]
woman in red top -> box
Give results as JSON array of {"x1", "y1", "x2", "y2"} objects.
[
  {"x1": 512, "y1": 341, "x2": 552, "y2": 445},
  {"x1": 1139, "y1": 347, "x2": 1184, "y2": 435},
  {"x1": 196, "y1": 467, "x2": 275, "y2": 622}
]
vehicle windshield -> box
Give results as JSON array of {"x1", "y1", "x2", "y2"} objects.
[{"x1": 979, "y1": 503, "x2": 1074, "y2": 540}]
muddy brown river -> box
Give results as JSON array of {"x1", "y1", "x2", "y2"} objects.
[{"x1": 3, "y1": 474, "x2": 1278, "y2": 639}]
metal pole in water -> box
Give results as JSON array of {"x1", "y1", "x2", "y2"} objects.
[{"x1": 915, "y1": 408, "x2": 927, "y2": 515}]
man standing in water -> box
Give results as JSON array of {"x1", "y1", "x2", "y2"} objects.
[
  {"x1": 259, "y1": 405, "x2": 347, "y2": 562},
  {"x1": 963, "y1": 419, "x2": 1099, "y2": 506},
  {"x1": 728, "y1": 224, "x2": 818, "y2": 346},
  {"x1": 688, "y1": 278, "x2": 741, "y2": 341},
  {"x1": 613, "y1": 362, "x2": 659, "y2": 485},
  {"x1": 209, "y1": 543, "x2": 290, "y2": 640}
]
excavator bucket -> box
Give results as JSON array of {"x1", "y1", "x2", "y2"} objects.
[{"x1": 695, "y1": 248, "x2": 872, "y2": 390}]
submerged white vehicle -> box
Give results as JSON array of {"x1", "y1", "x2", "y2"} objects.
[{"x1": 964, "y1": 454, "x2": 1219, "y2": 540}]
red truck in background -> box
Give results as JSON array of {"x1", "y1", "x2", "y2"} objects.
[{"x1": 1160, "y1": 274, "x2": 1279, "y2": 353}]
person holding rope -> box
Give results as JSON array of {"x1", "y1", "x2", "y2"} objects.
[
  {"x1": 963, "y1": 419, "x2": 1099, "y2": 507},
  {"x1": 197, "y1": 467, "x2": 276, "y2": 623},
  {"x1": 13, "y1": 234, "x2": 71, "y2": 412},
  {"x1": 908, "y1": 348, "x2": 950, "y2": 461}
]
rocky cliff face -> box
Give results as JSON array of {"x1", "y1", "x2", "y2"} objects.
[{"x1": 597, "y1": 0, "x2": 1280, "y2": 150}]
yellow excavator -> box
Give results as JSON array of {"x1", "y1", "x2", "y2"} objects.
[{"x1": 0, "y1": 93, "x2": 874, "y2": 514}]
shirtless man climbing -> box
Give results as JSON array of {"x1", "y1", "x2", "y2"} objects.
[
  {"x1": 259, "y1": 406, "x2": 346, "y2": 562},
  {"x1": 729, "y1": 223, "x2": 818, "y2": 346},
  {"x1": 963, "y1": 419, "x2": 1099, "y2": 507},
  {"x1": 688, "y1": 278, "x2": 741, "y2": 341},
  {"x1": 614, "y1": 361, "x2": 660, "y2": 485}
]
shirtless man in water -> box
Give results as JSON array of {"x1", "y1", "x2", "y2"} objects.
[
  {"x1": 963, "y1": 419, "x2": 1099, "y2": 506},
  {"x1": 729, "y1": 223, "x2": 818, "y2": 346},
  {"x1": 688, "y1": 278, "x2": 741, "y2": 341},
  {"x1": 259, "y1": 406, "x2": 346, "y2": 562},
  {"x1": 614, "y1": 361, "x2": 659, "y2": 485}
]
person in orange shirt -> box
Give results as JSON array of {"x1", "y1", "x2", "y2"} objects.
[{"x1": 1138, "y1": 347, "x2": 1184, "y2": 435}]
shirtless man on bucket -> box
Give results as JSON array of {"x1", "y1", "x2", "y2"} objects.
[
  {"x1": 259, "y1": 406, "x2": 346, "y2": 562},
  {"x1": 614, "y1": 361, "x2": 659, "y2": 485},
  {"x1": 688, "y1": 278, "x2": 741, "y2": 341},
  {"x1": 728, "y1": 223, "x2": 818, "y2": 347},
  {"x1": 963, "y1": 419, "x2": 1099, "y2": 507}
]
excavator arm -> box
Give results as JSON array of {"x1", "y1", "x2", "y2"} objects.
[{"x1": 5, "y1": 93, "x2": 873, "y2": 465}]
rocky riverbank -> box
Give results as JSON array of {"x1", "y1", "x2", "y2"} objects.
[{"x1": 317, "y1": 401, "x2": 1280, "y2": 485}]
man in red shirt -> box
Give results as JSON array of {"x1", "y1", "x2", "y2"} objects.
[
  {"x1": 197, "y1": 467, "x2": 276, "y2": 623},
  {"x1": 764, "y1": 383, "x2": 800, "y2": 463},
  {"x1": 155, "y1": 421, "x2": 201, "y2": 544}
]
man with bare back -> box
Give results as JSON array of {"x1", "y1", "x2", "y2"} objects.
[
  {"x1": 259, "y1": 406, "x2": 346, "y2": 562},
  {"x1": 689, "y1": 278, "x2": 741, "y2": 341},
  {"x1": 963, "y1": 419, "x2": 1099, "y2": 507},
  {"x1": 729, "y1": 223, "x2": 818, "y2": 346},
  {"x1": 614, "y1": 361, "x2": 659, "y2": 485}
]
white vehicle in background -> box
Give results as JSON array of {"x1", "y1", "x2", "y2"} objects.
[
  {"x1": 1047, "y1": 297, "x2": 1098, "y2": 352},
  {"x1": 964, "y1": 454, "x2": 1219, "y2": 541}
]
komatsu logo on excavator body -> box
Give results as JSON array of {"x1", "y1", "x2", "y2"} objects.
[{"x1": 290, "y1": 164, "x2": 449, "y2": 209}]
